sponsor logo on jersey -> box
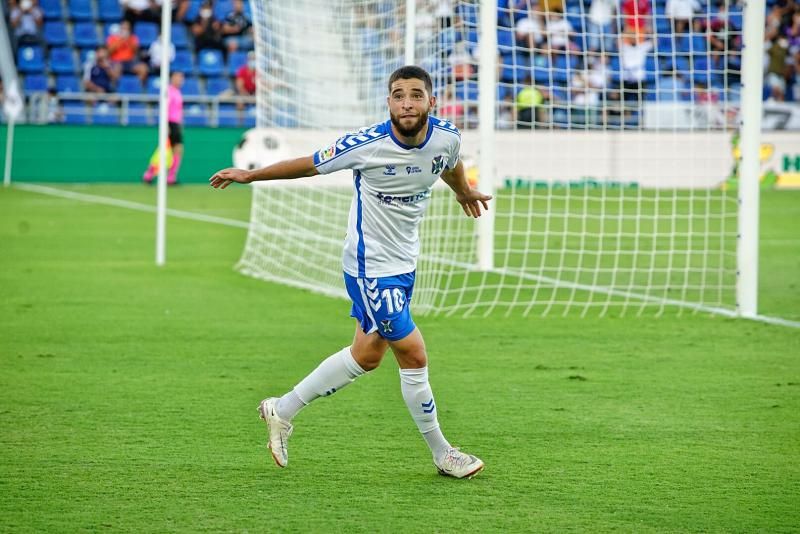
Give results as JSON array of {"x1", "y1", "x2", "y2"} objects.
[
  {"x1": 318, "y1": 144, "x2": 336, "y2": 162},
  {"x1": 383, "y1": 164, "x2": 396, "y2": 176},
  {"x1": 431, "y1": 155, "x2": 446, "y2": 174},
  {"x1": 406, "y1": 165, "x2": 422, "y2": 175},
  {"x1": 376, "y1": 190, "x2": 430, "y2": 206}
]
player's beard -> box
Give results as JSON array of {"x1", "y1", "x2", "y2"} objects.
[{"x1": 390, "y1": 109, "x2": 429, "y2": 138}]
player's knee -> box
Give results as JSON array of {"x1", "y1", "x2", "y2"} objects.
[
  {"x1": 352, "y1": 346, "x2": 385, "y2": 371},
  {"x1": 393, "y1": 346, "x2": 427, "y2": 369}
]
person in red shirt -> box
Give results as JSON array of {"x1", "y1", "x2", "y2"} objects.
[
  {"x1": 106, "y1": 21, "x2": 148, "y2": 84},
  {"x1": 235, "y1": 51, "x2": 256, "y2": 94},
  {"x1": 621, "y1": 0, "x2": 651, "y2": 35}
]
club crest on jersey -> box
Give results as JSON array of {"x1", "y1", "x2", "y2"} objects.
[
  {"x1": 406, "y1": 165, "x2": 422, "y2": 175},
  {"x1": 380, "y1": 319, "x2": 393, "y2": 334},
  {"x1": 319, "y1": 144, "x2": 336, "y2": 162},
  {"x1": 383, "y1": 165, "x2": 396, "y2": 176},
  {"x1": 431, "y1": 155, "x2": 446, "y2": 175}
]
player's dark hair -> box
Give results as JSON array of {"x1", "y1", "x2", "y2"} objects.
[{"x1": 388, "y1": 66, "x2": 433, "y2": 96}]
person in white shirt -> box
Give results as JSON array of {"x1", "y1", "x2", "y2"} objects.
[{"x1": 209, "y1": 66, "x2": 490, "y2": 480}]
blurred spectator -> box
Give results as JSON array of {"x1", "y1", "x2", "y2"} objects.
[
  {"x1": 496, "y1": 92, "x2": 515, "y2": 129},
  {"x1": 765, "y1": 35, "x2": 791, "y2": 101},
  {"x1": 46, "y1": 87, "x2": 64, "y2": 123},
  {"x1": 83, "y1": 46, "x2": 119, "y2": 93},
  {"x1": 693, "y1": 80, "x2": 720, "y2": 104},
  {"x1": 192, "y1": 2, "x2": 225, "y2": 53},
  {"x1": 437, "y1": 85, "x2": 465, "y2": 129},
  {"x1": 656, "y1": 67, "x2": 689, "y2": 102},
  {"x1": 665, "y1": 0, "x2": 699, "y2": 36},
  {"x1": 621, "y1": 0, "x2": 650, "y2": 35},
  {"x1": 147, "y1": 29, "x2": 176, "y2": 74},
  {"x1": 10, "y1": 0, "x2": 44, "y2": 49},
  {"x1": 235, "y1": 50, "x2": 256, "y2": 96},
  {"x1": 106, "y1": 21, "x2": 149, "y2": 84},
  {"x1": 222, "y1": 0, "x2": 254, "y2": 54},
  {"x1": 172, "y1": 0, "x2": 190, "y2": 23},
  {"x1": 448, "y1": 41, "x2": 475, "y2": 80},
  {"x1": 515, "y1": 76, "x2": 546, "y2": 128},
  {"x1": 121, "y1": 0, "x2": 162, "y2": 27},
  {"x1": 571, "y1": 55, "x2": 609, "y2": 105},
  {"x1": 619, "y1": 30, "x2": 653, "y2": 101},
  {"x1": 514, "y1": 2, "x2": 543, "y2": 51},
  {"x1": 543, "y1": 10, "x2": 575, "y2": 54},
  {"x1": 587, "y1": 0, "x2": 617, "y2": 52}
]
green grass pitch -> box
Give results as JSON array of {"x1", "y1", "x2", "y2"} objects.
[{"x1": 1, "y1": 185, "x2": 798, "y2": 532}]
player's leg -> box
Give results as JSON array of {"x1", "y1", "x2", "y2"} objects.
[
  {"x1": 167, "y1": 123, "x2": 183, "y2": 185},
  {"x1": 258, "y1": 274, "x2": 389, "y2": 467},
  {"x1": 390, "y1": 330, "x2": 484, "y2": 479}
]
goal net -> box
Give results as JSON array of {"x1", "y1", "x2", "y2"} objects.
[{"x1": 239, "y1": 0, "x2": 746, "y2": 317}]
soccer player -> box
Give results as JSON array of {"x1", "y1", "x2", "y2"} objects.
[{"x1": 209, "y1": 66, "x2": 491, "y2": 479}]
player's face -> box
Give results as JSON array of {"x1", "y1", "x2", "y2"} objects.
[{"x1": 388, "y1": 78, "x2": 435, "y2": 139}]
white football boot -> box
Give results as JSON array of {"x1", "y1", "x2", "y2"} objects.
[
  {"x1": 434, "y1": 447, "x2": 485, "y2": 479},
  {"x1": 258, "y1": 397, "x2": 293, "y2": 468}
]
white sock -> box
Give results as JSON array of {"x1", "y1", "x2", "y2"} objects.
[
  {"x1": 277, "y1": 346, "x2": 366, "y2": 421},
  {"x1": 399, "y1": 367, "x2": 451, "y2": 459}
]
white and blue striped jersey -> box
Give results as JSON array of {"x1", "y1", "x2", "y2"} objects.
[{"x1": 313, "y1": 116, "x2": 461, "y2": 279}]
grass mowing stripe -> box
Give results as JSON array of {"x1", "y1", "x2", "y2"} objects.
[
  {"x1": 13, "y1": 182, "x2": 250, "y2": 229},
  {"x1": 14, "y1": 182, "x2": 799, "y2": 329}
]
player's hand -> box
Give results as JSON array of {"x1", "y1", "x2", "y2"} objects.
[
  {"x1": 209, "y1": 168, "x2": 252, "y2": 189},
  {"x1": 456, "y1": 189, "x2": 492, "y2": 218}
]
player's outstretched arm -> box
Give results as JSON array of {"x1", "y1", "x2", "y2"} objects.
[
  {"x1": 440, "y1": 160, "x2": 492, "y2": 218},
  {"x1": 209, "y1": 155, "x2": 319, "y2": 189}
]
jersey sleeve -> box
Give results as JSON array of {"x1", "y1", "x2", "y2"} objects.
[
  {"x1": 313, "y1": 130, "x2": 369, "y2": 175},
  {"x1": 446, "y1": 129, "x2": 461, "y2": 170}
]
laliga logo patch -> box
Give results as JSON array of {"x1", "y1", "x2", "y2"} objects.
[
  {"x1": 319, "y1": 144, "x2": 336, "y2": 162},
  {"x1": 406, "y1": 165, "x2": 422, "y2": 175},
  {"x1": 431, "y1": 155, "x2": 446, "y2": 175}
]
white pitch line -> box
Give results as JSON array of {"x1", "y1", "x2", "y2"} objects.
[
  {"x1": 13, "y1": 182, "x2": 800, "y2": 329},
  {"x1": 13, "y1": 183, "x2": 250, "y2": 229}
]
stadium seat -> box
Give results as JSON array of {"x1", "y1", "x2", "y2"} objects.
[
  {"x1": 49, "y1": 47, "x2": 78, "y2": 75},
  {"x1": 181, "y1": 76, "x2": 202, "y2": 96},
  {"x1": 134, "y1": 22, "x2": 159, "y2": 47},
  {"x1": 171, "y1": 23, "x2": 189, "y2": 49},
  {"x1": 197, "y1": 49, "x2": 224, "y2": 77},
  {"x1": 23, "y1": 74, "x2": 49, "y2": 94},
  {"x1": 218, "y1": 103, "x2": 239, "y2": 127},
  {"x1": 205, "y1": 76, "x2": 230, "y2": 96},
  {"x1": 126, "y1": 102, "x2": 151, "y2": 125},
  {"x1": 183, "y1": 103, "x2": 208, "y2": 126},
  {"x1": 213, "y1": 0, "x2": 233, "y2": 21},
  {"x1": 454, "y1": 80, "x2": 479, "y2": 102},
  {"x1": 17, "y1": 46, "x2": 45, "y2": 74},
  {"x1": 40, "y1": 0, "x2": 63, "y2": 20},
  {"x1": 55, "y1": 75, "x2": 81, "y2": 93},
  {"x1": 98, "y1": 0, "x2": 122, "y2": 22},
  {"x1": 73, "y1": 22, "x2": 101, "y2": 49},
  {"x1": 226, "y1": 50, "x2": 248, "y2": 75},
  {"x1": 184, "y1": 0, "x2": 201, "y2": 22},
  {"x1": 243, "y1": 105, "x2": 256, "y2": 128},
  {"x1": 93, "y1": 102, "x2": 120, "y2": 125},
  {"x1": 170, "y1": 50, "x2": 195, "y2": 74},
  {"x1": 497, "y1": 29, "x2": 514, "y2": 55},
  {"x1": 68, "y1": 0, "x2": 94, "y2": 21},
  {"x1": 44, "y1": 21, "x2": 70, "y2": 47},
  {"x1": 146, "y1": 76, "x2": 161, "y2": 95},
  {"x1": 63, "y1": 102, "x2": 89, "y2": 124},
  {"x1": 118, "y1": 75, "x2": 144, "y2": 94}
]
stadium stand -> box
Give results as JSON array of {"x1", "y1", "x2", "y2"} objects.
[{"x1": 8, "y1": 0, "x2": 798, "y2": 127}]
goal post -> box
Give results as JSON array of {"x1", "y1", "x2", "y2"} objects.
[{"x1": 241, "y1": 0, "x2": 759, "y2": 318}]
